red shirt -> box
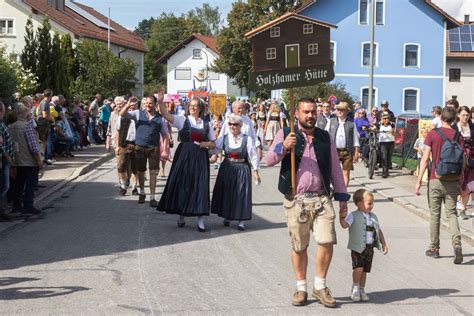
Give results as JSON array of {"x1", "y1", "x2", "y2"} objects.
[{"x1": 424, "y1": 127, "x2": 464, "y2": 180}]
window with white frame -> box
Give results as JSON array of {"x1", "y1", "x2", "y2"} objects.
[
  {"x1": 403, "y1": 88, "x2": 418, "y2": 112},
  {"x1": 308, "y1": 43, "x2": 318, "y2": 55},
  {"x1": 270, "y1": 27, "x2": 280, "y2": 37},
  {"x1": 404, "y1": 44, "x2": 420, "y2": 67},
  {"x1": 266, "y1": 48, "x2": 277, "y2": 60},
  {"x1": 359, "y1": 0, "x2": 368, "y2": 24},
  {"x1": 175, "y1": 68, "x2": 191, "y2": 80},
  {"x1": 303, "y1": 24, "x2": 313, "y2": 34},
  {"x1": 361, "y1": 87, "x2": 377, "y2": 108},
  {"x1": 376, "y1": 0, "x2": 385, "y2": 25},
  {"x1": 362, "y1": 42, "x2": 378, "y2": 66},
  {"x1": 193, "y1": 49, "x2": 202, "y2": 59},
  {"x1": 0, "y1": 18, "x2": 14, "y2": 35},
  {"x1": 330, "y1": 41, "x2": 336, "y2": 64}
]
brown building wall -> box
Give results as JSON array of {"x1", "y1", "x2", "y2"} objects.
[{"x1": 252, "y1": 18, "x2": 331, "y2": 72}]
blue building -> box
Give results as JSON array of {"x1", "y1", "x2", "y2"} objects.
[{"x1": 297, "y1": 0, "x2": 461, "y2": 115}]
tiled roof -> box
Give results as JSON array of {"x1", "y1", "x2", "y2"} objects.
[
  {"x1": 245, "y1": 12, "x2": 336, "y2": 38},
  {"x1": 295, "y1": 0, "x2": 461, "y2": 29},
  {"x1": 23, "y1": 0, "x2": 147, "y2": 52},
  {"x1": 156, "y1": 33, "x2": 218, "y2": 64}
]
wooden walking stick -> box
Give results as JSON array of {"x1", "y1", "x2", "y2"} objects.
[{"x1": 289, "y1": 88, "x2": 296, "y2": 196}]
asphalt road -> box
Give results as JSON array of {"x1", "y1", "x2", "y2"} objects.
[{"x1": 0, "y1": 159, "x2": 472, "y2": 315}]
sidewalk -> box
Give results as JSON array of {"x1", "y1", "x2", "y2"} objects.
[
  {"x1": 0, "y1": 145, "x2": 113, "y2": 232},
  {"x1": 351, "y1": 162, "x2": 474, "y2": 245}
]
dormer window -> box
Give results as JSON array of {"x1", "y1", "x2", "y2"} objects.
[
  {"x1": 303, "y1": 24, "x2": 313, "y2": 34},
  {"x1": 270, "y1": 27, "x2": 280, "y2": 38},
  {"x1": 308, "y1": 43, "x2": 318, "y2": 55},
  {"x1": 266, "y1": 48, "x2": 277, "y2": 60}
]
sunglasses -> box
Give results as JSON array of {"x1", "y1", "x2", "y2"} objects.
[{"x1": 229, "y1": 123, "x2": 240, "y2": 127}]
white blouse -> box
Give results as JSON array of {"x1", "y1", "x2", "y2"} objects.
[
  {"x1": 215, "y1": 133, "x2": 260, "y2": 170},
  {"x1": 172, "y1": 115, "x2": 216, "y2": 141},
  {"x1": 379, "y1": 124, "x2": 395, "y2": 143}
]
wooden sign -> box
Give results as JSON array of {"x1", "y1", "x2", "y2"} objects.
[
  {"x1": 248, "y1": 62, "x2": 334, "y2": 90},
  {"x1": 209, "y1": 94, "x2": 226, "y2": 115}
]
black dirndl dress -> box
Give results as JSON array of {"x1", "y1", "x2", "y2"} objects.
[
  {"x1": 158, "y1": 118, "x2": 210, "y2": 217},
  {"x1": 211, "y1": 135, "x2": 252, "y2": 221}
]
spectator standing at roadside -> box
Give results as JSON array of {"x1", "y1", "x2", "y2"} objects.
[
  {"x1": 378, "y1": 113, "x2": 395, "y2": 178},
  {"x1": 367, "y1": 107, "x2": 378, "y2": 125},
  {"x1": 88, "y1": 94, "x2": 102, "y2": 144},
  {"x1": 415, "y1": 106, "x2": 464, "y2": 264},
  {"x1": 99, "y1": 98, "x2": 113, "y2": 141},
  {"x1": 431, "y1": 106, "x2": 443, "y2": 129},
  {"x1": 36, "y1": 89, "x2": 53, "y2": 162},
  {"x1": 354, "y1": 109, "x2": 370, "y2": 158},
  {"x1": 10, "y1": 104, "x2": 43, "y2": 215},
  {"x1": 456, "y1": 106, "x2": 473, "y2": 220}
]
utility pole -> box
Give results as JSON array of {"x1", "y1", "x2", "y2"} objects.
[
  {"x1": 367, "y1": 0, "x2": 376, "y2": 112},
  {"x1": 107, "y1": 7, "x2": 111, "y2": 50}
]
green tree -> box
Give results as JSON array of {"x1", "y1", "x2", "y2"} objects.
[
  {"x1": 214, "y1": 1, "x2": 308, "y2": 91},
  {"x1": 59, "y1": 33, "x2": 75, "y2": 100},
  {"x1": 50, "y1": 32, "x2": 62, "y2": 94},
  {"x1": 0, "y1": 47, "x2": 18, "y2": 105},
  {"x1": 134, "y1": 17, "x2": 155, "y2": 40},
  {"x1": 72, "y1": 39, "x2": 136, "y2": 100},
  {"x1": 35, "y1": 18, "x2": 53, "y2": 91},
  {"x1": 187, "y1": 3, "x2": 221, "y2": 35},
  {"x1": 21, "y1": 17, "x2": 37, "y2": 75},
  {"x1": 283, "y1": 81, "x2": 356, "y2": 106}
]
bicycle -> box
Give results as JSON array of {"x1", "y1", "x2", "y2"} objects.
[{"x1": 366, "y1": 129, "x2": 380, "y2": 179}]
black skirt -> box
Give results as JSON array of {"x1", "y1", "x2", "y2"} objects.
[
  {"x1": 158, "y1": 142, "x2": 210, "y2": 216},
  {"x1": 211, "y1": 159, "x2": 252, "y2": 221}
]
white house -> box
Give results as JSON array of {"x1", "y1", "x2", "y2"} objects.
[
  {"x1": 0, "y1": 0, "x2": 147, "y2": 96},
  {"x1": 157, "y1": 34, "x2": 248, "y2": 98}
]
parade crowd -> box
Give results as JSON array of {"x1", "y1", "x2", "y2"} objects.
[{"x1": 0, "y1": 88, "x2": 471, "y2": 308}]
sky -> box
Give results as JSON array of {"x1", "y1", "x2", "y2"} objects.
[{"x1": 77, "y1": 0, "x2": 473, "y2": 30}]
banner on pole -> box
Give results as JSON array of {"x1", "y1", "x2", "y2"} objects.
[{"x1": 209, "y1": 94, "x2": 227, "y2": 115}]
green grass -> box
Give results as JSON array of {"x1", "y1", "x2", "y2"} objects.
[{"x1": 392, "y1": 154, "x2": 417, "y2": 172}]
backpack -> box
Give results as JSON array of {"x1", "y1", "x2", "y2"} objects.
[{"x1": 434, "y1": 128, "x2": 464, "y2": 180}]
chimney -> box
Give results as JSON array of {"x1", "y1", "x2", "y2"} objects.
[
  {"x1": 465, "y1": 15, "x2": 470, "y2": 25},
  {"x1": 47, "y1": 0, "x2": 65, "y2": 10}
]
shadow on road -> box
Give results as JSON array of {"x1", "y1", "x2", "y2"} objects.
[
  {"x1": 337, "y1": 288, "x2": 463, "y2": 304},
  {"x1": 0, "y1": 277, "x2": 40, "y2": 287},
  {"x1": 0, "y1": 286, "x2": 89, "y2": 300}
]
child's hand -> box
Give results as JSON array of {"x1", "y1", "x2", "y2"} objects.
[
  {"x1": 339, "y1": 217, "x2": 349, "y2": 229},
  {"x1": 382, "y1": 244, "x2": 388, "y2": 255}
]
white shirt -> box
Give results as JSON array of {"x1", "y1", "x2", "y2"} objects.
[
  {"x1": 215, "y1": 133, "x2": 260, "y2": 170},
  {"x1": 345, "y1": 211, "x2": 375, "y2": 244},
  {"x1": 172, "y1": 115, "x2": 216, "y2": 140},
  {"x1": 432, "y1": 116, "x2": 442, "y2": 128},
  {"x1": 379, "y1": 124, "x2": 395, "y2": 142},
  {"x1": 115, "y1": 117, "x2": 136, "y2": 142},
  {"x1": 457, "y1": 122, "x2": 471, "y2": 138},
  {"x1": 220, "y1": 115, "x2": 260, "y2": 147},
  {"x1": 335, "y1": 118, "x2": 360, "y2": 149}
]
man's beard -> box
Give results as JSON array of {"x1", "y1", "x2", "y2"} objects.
[{"x1": 299, "y1": 119, "x2": 315, "y2": 129}]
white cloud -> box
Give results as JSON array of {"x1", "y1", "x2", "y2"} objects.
[{"x1": 432, "y1": 0, "x2": 474, "y2": 20}]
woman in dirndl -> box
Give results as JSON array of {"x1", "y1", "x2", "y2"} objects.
[
  {"x1": 264, "y1": 102, "x2": 284, "y2": 148},
  {"x1": 211, "y1": 114, "x2": 261, "y2": 231},
  {"x1": 457, "y1": 106, "x2": 473, "y2": 220},
  {"x1": 157, "y1": 96, "x2": 216, "y2": 232}
]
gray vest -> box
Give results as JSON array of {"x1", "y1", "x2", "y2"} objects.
[
  {"x1": 329, "y1": 117, "x2": 355, "y2": 154},
  {"x1": 9, "y1": 119, "x2": 38, "y2": 167},
  {"x1": 348, "y1": 211, "x2": 381, "y2": 253},
  {"x1": 316, "y1": 114, "x2": 330, "y2": 130}
]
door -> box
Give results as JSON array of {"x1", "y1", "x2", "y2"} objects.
[{"x1": 286, "y1": 44, "x2": 300, "y2": 68}]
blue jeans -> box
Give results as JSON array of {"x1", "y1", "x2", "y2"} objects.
[
  {"x1": 0, "y1": 161, "x2": 10, "y2": 201},
  {"x1": 87, "y1": 118, "x2": 96, "y2": 144},
  {"x1": 54, "y1": 135, "x2": 74, "y2": 153}
]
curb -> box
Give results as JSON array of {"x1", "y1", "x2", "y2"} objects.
[
  {"x1": 35, "y1": 151, "x2": 114, "y2": 208},
  {"x1": 353, "y1": 177, "x2": 474, "y2": 246}
]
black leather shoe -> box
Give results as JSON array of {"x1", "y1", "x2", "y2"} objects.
[
  {"x1": 197, "y1": 224, "x2": 206, "y2": 233},
  {"x1": 177, "y1": 220, "x2": 185, "y2": 227}
]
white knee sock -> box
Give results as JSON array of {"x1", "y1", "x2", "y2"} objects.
[
  {"x1": 197, "y1": 216, "x2": 205, "y2": 228},
  {"x1": 314, "y1": 277, "x2": 326, "y2": 290},
  {"x1": 296, "y1": 279, "x2": 307, "y2": 292}
]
